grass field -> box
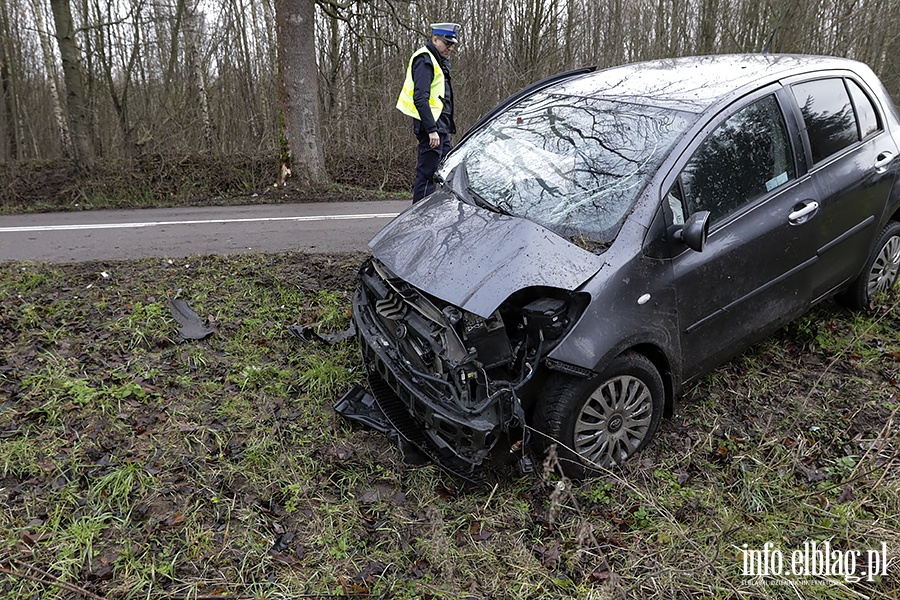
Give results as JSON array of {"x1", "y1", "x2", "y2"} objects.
[{"x1": 1, "y1": 252, "x2": 898, "y2": 599}]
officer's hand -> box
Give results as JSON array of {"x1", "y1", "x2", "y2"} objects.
[{"x1": 429, "y1": 132, "x2": 440, "y2": 149}]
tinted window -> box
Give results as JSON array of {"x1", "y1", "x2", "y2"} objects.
[
  {"x1": 847, "y1": 79, "x2": 880, "y2": 139},
  {"x1": 680, "y1": 95, "x2": 794, "y2": 224},
  {"x1": 791, "y1": 78, "x2": 858, "y2": 163}
]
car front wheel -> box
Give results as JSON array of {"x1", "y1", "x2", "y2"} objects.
[
  {"x1": 841, "y1": 220, "x2": 900, "y2": 309},
  {"x1": 533, "y1": 352, "x2": 664, "y2": 478}
]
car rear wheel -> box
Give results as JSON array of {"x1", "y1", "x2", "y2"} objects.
[
  {"x1": 840, "y1": 220, "x2": 900, "y2": 310},
  {"x1": 533, "y1": 352, "x2": 664, "y2": 478}
]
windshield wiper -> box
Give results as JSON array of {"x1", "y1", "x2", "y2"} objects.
[
  {"x1": 466, "y1": 186, "x2": 511, "y2": 216},
  {"x1": 450, "y1": 162, "x2": 511, "y2": 215}
]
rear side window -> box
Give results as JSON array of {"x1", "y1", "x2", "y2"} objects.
[
  {"x1": 680, "y1": 95, "x2": 795, "y2": 225},
  {"x1": 791, "y1": 78, "x2": 858, "y2": 163},
  {"x1": 847, "y1": 79, "x2": 880, "y2": 139}
]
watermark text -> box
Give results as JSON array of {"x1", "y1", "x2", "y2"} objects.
[{"x1": 740, "y1": 541, "x2": 890, "y2": 583}]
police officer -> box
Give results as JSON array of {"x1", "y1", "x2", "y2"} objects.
[{"x1": 396, "y1": 22, "x2": 460, "y2": 203}]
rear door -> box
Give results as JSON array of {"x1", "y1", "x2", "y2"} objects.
[{"x1": 785, "y1": 74, "x2": 900, "y2": 301}]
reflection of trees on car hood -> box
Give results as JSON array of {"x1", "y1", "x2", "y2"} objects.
[{"x1": 369, "y1": 193, "x2": 604, "y2": 318}]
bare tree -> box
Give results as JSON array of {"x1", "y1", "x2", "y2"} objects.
[
  {"x1": 33, "y1": 0, "x2": 73, "y2": 157},
  {"x1": 90, "y1": 0, "x2": 144, "y2": 157},
  {"x1": 49, "y1": 0, "x2": 94, "y2": 165},
  {"x1": 184, "y1": 2, "x2": 211, "y2": 151},
  {"x1": 0, "y1": 0, "x2": 19, "y2": 160},
  {"x1": 274, "y1": 0, "x2": 327, "y2": 187}
]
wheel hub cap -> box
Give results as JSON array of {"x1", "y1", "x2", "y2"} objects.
[
  {"x1": 866, "y1": 235, "x2": 900, "y2": 300},
  {"x1": 573, "y1": 374, "x2": 653, "y2": 468},
  {"x1": 607, "y1": 414, "x2": 624, "y2": 433}
]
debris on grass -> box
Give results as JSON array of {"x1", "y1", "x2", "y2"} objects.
[
  {"x1": 1, "y1": 252, "x2": 898, "y2": 599},
  {"x1": 168, "y1": 298, "x2": 216, "y2": 340}
]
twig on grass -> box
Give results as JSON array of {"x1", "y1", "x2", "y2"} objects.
[{"x1": 0, "y1": 557, "x2": 105, "y2": 600}]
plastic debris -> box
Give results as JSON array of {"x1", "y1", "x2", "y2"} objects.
[{"x1": 169, "y1": 299, "x2": 215, "y2": 340}]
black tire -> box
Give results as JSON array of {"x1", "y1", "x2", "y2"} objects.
[
  {"x1": 532, "y1": 352, "x2": 664, "y2": 479},
  {"x1": 840, "y1": 220, "x2": 900, "y2": 310}
]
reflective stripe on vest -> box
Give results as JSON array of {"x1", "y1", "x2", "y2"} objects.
[{"x1": 396, "y1": 47, "x2": 444, "y2": 121}]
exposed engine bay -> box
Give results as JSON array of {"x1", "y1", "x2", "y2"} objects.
[{"x1": 345, "y1": 256, "x2": 587, "y2": 478}]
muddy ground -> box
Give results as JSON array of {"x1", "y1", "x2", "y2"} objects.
[{"x1": 1, "y1": 247, "x2": 898, "y2": 598}]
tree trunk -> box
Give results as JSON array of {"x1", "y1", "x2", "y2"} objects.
[
  {"x1": 274, "y1": 0, "x2": 327, "y2": 188},
  {"x1": 185, "y1": 5, "x2": 212, "y2": 151},
  {"x1": 698, "y1": 0, "x2": 719, "y2": 54},
  {"x1": 33, "y1": 0, "x2": 73, "y2": 158},
  {"x1": 49, "y1": 0, "x2": 93, "y2": 165},
  {"x1": 882, "y1": 1, "x2": 900, "y2": 100},
  {"x1": 165, "y1": 0, "x2": 186, "y2": 91},
  {"x1": 0, "y1": 0, "x2": 17, "y2": 160}
]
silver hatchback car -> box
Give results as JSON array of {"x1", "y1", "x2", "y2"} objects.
[{"x1": 345, "y1": 54, "x2": 900, "y2": 479}]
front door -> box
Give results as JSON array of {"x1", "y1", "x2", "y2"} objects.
[{"x1": 671, "y1": 90, "x2": 819, "y2": 379}]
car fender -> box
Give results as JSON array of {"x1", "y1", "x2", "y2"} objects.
[{"x1": 545, "y1": 250, "x2": 682, "y2": 391}]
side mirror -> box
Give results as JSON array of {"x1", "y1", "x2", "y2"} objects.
[{"x1": 674, "y1": 210, "x2": 710, "y2": 252}]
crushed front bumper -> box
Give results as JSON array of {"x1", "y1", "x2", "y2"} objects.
[
  {"x1": 334, "y1": 378, "x2": 487, "y2": 483},
  {"x1": 344, "y1": 258, "x2": 528, "y2": 480}
]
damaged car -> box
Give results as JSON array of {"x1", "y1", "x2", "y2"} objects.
[{"x1": 345, "y1": 54, "x2": 900, "y2": 479}]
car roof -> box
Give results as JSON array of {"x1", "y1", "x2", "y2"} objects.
[{"x1": 551, "y1": 54, "x2": 865, "y2": 113}]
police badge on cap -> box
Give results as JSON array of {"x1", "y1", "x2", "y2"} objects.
[{"x1": 431, "y1": 22, "x2": 460, "y2": 45}]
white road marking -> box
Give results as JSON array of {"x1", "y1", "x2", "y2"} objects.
[{"x1": 0, "y1": 212, "x2": 400, "y2": 233}]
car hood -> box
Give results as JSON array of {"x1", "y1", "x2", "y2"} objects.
[{"x1": 368, "y1": 193, "x2": 605, "y2": 317}]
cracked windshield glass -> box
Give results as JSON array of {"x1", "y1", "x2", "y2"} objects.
[{"x1": 440, "y1": 92, "x2": 696, "y2": 243}]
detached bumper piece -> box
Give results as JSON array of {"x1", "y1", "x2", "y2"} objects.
[
  {"x1": 334, "y1": 378, "x2": 485, "y2": 484},
  {"x1": 333, "y1": 384, "x2": 392, "y2": 435}
]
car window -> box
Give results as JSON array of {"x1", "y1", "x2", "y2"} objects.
[
  {"x1": 846, "y1": 79, "x2": 880, "y2": 139},
  {"x1": 679, "y1": 94, "x2": 795, "y2": 225},
  {"x1": 791, "y1": 78, "x2": 858, "y2": 163},
  {"x1": 667, "y1": 186, "x2": 685, "y2": 225},
  {"x1": 439, "y1": 93, "x2": 696, "y2": 244}
]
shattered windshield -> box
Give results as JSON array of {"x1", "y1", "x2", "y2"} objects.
[{"x1": 440, "y1": 93, "x2": 695, "y2": 243}]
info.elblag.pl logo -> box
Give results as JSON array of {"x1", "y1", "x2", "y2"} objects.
[{"x1": 739, "y1": 541, "x2": 891, "y2": 584}]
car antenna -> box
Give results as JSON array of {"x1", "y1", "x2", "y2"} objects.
[{"x1": 761, "y1": 28, "x2": 777, "y2": 54}]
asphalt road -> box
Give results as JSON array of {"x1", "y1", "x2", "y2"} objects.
[{"x1": 0, "y1": 200, "x2": 409, "y2": 263}]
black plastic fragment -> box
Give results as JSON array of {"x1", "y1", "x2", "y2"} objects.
[
  {"x1": 333, "y1": 384, "x2": 393, "y2": 434},
  {"x1": 517, "y1": 456, "x2": 535, "y2": 476},
  {"x1": 333, "y1": 383, "x2": 474, "y2": 476},
  {"x1": 288, "y1": 322, "x2": 357, "y2": 345},
  {"x1": 365, "y1": 372, "x2": 484, "y2": 484}
]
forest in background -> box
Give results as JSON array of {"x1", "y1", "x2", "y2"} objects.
[{"x1": 1, "y1": 0, "x2": 899, "y2": 202}]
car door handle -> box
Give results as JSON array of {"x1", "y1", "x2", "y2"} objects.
[
  {"x1": 875, "y1": 151, "x2": 895, "y2": 173},
  {"x1": 789, "y1": 200, "x2": 819, "y2": 223}
]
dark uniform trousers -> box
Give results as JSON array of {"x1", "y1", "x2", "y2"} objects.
[{"x1": 414, "y1": 129, "x2": 453, "y2": 203}]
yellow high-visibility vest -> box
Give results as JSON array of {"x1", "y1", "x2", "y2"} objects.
[{"x1": 396, "y1": 47, "x2": 444, "y2": 121}]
